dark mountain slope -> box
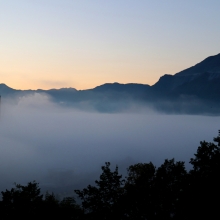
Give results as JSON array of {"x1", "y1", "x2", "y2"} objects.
[
  {"x1": 1, "y1": 53, "x2": 220, "y2": 114},
  {"x1": 0, "y1": 83, "x2": 19, "y2": 96},
  {"x1": 176, "y1": 53, "x2": 220, "y2": 76},
  {"x1": 92, "y1": 83, "x2": 149, "y2": 93},
  {"x1": 152, "y1": 53, "x2": 220, "y2": 101}
]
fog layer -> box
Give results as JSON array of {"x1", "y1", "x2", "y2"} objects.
[{"x1": 0, "y1": 93, "x2": 219, "y2": 196}]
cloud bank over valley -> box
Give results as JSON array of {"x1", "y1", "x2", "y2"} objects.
[{"x1": 0, "y1": 94, "x2": 219, "y2": 197}]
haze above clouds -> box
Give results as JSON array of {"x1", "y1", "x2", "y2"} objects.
[{"x1": 0, "y1": 94, "x2": 219, "y2": 196}]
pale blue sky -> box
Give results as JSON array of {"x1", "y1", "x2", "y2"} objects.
[{"x1": 1, "y1": 0, "x2": 220, "y2": 89}]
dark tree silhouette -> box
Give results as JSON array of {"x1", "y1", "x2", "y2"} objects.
[
  {"x1": 122, "y1": 160, "x2": 187, "y2": 219},
  {"x1": 75, "y1": 162, "x2": 125, "y2": 219},
  {"x1": 59, "y1": 196, "x2": 83, "y2": 219},
  {"x1": 1, "y1": 130, "x2": 220, "y2": 220},
  {"x1": 1, "y1": 181, "x2": 43, "y2": 220},
  {"x1": 154, "y1": 159, "x2": 187, "y2": 219},
  {"x1": 1, "y1": 183, "x2": 83, "y2": 220},
  {"x1": 42, "y1": 192, "x2": 60, "y2": 219},
  {"x1": 184, "y1": 130, "x2": 220, "y2": 219},
  {"x1": 122, "y1": 162, "x2": 156, "y2": 219}
]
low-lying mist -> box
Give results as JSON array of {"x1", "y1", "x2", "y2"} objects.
[{"x1": 0, "y1": 93, "x2": 219, "y2": 197}]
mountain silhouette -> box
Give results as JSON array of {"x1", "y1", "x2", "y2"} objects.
[
  {"x1": 1, "y1": 53, "x2": 220, "y2": 114},
  {"x1": 152, "y1": 53, "x2": 220, "y2": 100},
  {"x1": 0, "y1": 83, "x2": 19, "y2": 96}
]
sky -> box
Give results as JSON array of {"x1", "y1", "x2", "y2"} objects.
[{"x1": 1, "y1": 0, "x2": 220, "y2": 90}]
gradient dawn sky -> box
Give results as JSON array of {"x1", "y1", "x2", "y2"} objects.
[{"x1": 1, "y1": 0, "x2": 220, "y2": 90}]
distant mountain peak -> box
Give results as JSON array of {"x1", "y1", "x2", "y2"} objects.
[
  {"x1": 153, "y1": 53, "x2": 220, "y2": 91},
  {"x1": 0, "y1": 83, "x2": 12, "y2": 88},
  {"x1": 92, "y1": 82, "x2": 150, "y2": 93},
  {"x1": 175, "y1": 53, "x2": 220, "y2": 76}
]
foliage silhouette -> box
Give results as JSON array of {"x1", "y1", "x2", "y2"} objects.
[
  {"x1": 1, "y1": 181, "x2": 43, "y2": 220},
  {"x1": 184, "y1": 130, "x2": 220, "y2": 219},
  {"x1": 1, "y1": 182, "x2": 83, "y2": 220},
  {"x1": 1, "y1": 131, "x2": 220, "y2": 219},
  {"x1": 122, "y1": 162, "x2": 156, "y2": 219},
  {"x1": 75, "y1": 162, "x2": 125, "y2": 219}
]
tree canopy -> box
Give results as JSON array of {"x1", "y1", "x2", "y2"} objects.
[{"x1": 1, "y1": 130, "x2": 220, "y2": 219}]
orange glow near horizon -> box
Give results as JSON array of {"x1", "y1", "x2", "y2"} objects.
[
  {"x1": 0, "y1": 67, "x2": 160, "y2": 90},
  {"x1": 1, "y1": 51, "x2": 170, "y2": 90},
  {"x1": 0, "y1": 55, "x2": 209, "y2": 90},
  {"x1": 1, "y1": 1, "x2": 219, "y2": 91}
]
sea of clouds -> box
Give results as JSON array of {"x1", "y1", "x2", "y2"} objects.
[{"x1": 0, "y1": 93, "x2": 219, "y2": 198}]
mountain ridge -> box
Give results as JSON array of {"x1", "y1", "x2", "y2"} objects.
[
  {"x1": 152, "y1": 53, "x2": 220, "y2": 94},
  {"x1": 1, "y1": 53, "x2": 220, "y2": 114}
]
